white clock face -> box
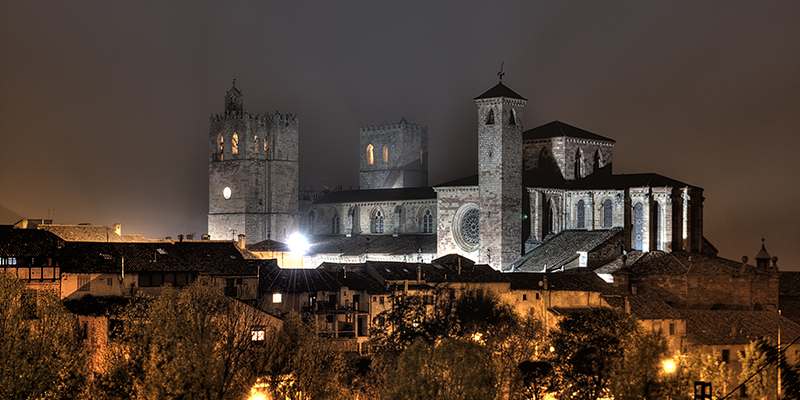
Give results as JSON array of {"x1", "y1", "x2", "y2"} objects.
[{"x1": 223, "y1": 187, "x2": 232, "y2": 199}]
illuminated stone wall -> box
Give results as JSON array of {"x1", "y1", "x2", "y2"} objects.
[{"x1": 359, "y1": 118, "x2": 428, "y2": 190}]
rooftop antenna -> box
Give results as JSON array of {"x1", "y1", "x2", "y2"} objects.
[{"x1": 497, "y1": 62, "x2": 505, "y2": 82}]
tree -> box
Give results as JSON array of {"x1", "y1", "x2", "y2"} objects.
[
  {"x1": 94, "y1": 280, "x2": 277, "y2": 400},
  {"x1": 0, "y1": 273, "x2": 88, "y2": 400},
  {"x1": 609, "y1": 331, "x2": 670, "y2": 400},
  {"x1": 549, "y1": 308, "x2": 640, "y2": 400},
  {"x1": 686, "y1": 349, "x2": 731, "y2": 399},
  {"x1": 739, "y1": 340, "x2": 777, "y2": 400},
  {"x1": 384, "y1": 338, "x2": 495, "y2": 400}
]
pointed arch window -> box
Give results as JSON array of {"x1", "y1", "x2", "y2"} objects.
[
  {"x1": 366, "y1": 144, "x2": 374, "y2": 165},
  {"x1": 603, "y1": 199, "x2": 613, "y2": 228},
  {"x1": 254, "y1": 135, "x2": 259, "y2": 154},
  {"x1": 634, "y1": 202, "x2": 644, "y2": 250},
  {"x1": 264, "y1": 135, "x2": 269, "y2": 152},
  {"x1": 422, "y1": 209, "x2": 434, "y2": 233},
  {"x1": 654, "y1": 201, "x2": 662, "y2": 250},
  {"x1": 373, "y1": 209, "x2": 384, "y2": 234},
  {"x1": 485, "y1": 109, "x2": 495, "y2": 125},
  {"x1": 232, "y1": 133, "x2": 239, "y2": 155},
  {"x1": 217, "y1": 134, "x2": 224, "y2": 160},
  {"x1": 509, "y1": 109, "x2": 516, "y2": 125},
  {"x1": 382, "y1": 145, "x2": 388, "y2": 163},
  {"x1": 331, "y1": 213, "x2": 340, "y2": 234},
  {"x1": 574, "y1": 149, "x2": 584, "y2": 179},
  {"x1": 576, "y1": 200, "x2": 585, "y2": 228},
  {"x1": 594, "y1": 149, "x2": 602, "y2": 172}
]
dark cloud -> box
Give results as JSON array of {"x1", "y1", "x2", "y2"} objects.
[{"x1": 1, "y1": 1, "x2": 798, "y2": 268}]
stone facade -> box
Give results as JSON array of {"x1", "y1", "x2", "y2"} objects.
[
  {"x1": 359, "y1": 118, "x2": 428, "y2": 190},
  {"x1": 208, "y1": 82, "x2": 299, "y2": 243},
  {"x1": 435, "y1": 186, "x2": 481, "y2": 261}
]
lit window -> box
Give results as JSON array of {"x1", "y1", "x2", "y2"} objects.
[
  {"x1": 366, "y1": 144, "x2": 374, "y2": 165},
  {"x1": 217, "y1": 134, "x2": 224, "y2": 160},
  {"x1": 272, "y1": 293, "x2": 282, "y2": 303},
  {"x1": 254, "y1": 135, "x2": 259, "y2": 154},
  {"x1": 77, "y1": 274, "x2": 90, "y2": 292},
  {"x1": 251, "y1": 328, "x2": 266, "y2": 343},
  {"x1": 382, "y1": 145, "x2": 388, "y2": 163},
  {"x1": 232, "y1": 133, "x2": 239, "y2": 154}
]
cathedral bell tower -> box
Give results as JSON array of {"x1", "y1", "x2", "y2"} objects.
[
  {"x1": 208, "y1": 80, "x2": 299, "y2": 244},
  {"x1": 474, "y1": 79, "x2": 527, "y2": 270}
]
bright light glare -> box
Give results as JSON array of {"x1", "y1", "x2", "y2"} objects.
[
  {"x1": 662, "y1": 359, "x2": 677, "y2": 374},
  {"x1": 287, "y1": 233, "x2": 309, "y2": 255}
]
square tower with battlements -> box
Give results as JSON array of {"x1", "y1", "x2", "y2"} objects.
[{"x1": 359, "y1": 118, "x2": 428, "y2": 190}]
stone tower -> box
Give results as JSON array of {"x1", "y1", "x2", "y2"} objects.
[
  {"x1": 208, "y1": 81, "x2": 299, "y2": 243},
  {"x1": 359, "y1": 118, "x2": 428, "y2": 189},
  {"x1": 474, "y1": 81, "x2": 527, "y2": 270}
]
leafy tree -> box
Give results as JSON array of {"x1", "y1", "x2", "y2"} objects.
[
  {"x1": 94, "y1": 280, "x2": 276, "y2": 400},
  {"x1": 0, "y1": 273, "x2": 88, "y2": 400},
  {"x1": 549, "y1": 308, "x2": 640, "y2": 400},
  {"x1": 519, "y1": 361, "x2": 555, "y2": 400},
  {"x1": 609, "y1": 331, "x2": 669, "y2": 400},
  {"x1": 262, "y1": 311, "x2": 349, "y2": 400},
  {"x1": 384, "y1": 338, "x2": 495, "y2": 400},
  {"x1": 686, "y1": 349, "x2": 730, "y2": 399},
  {"x1": 739, "y1": 339, "x2": 777, "y2": 400}
]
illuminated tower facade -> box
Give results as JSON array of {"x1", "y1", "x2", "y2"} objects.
[
  {"x1": 208, "y1": 81, "x2": 299, "y2": 243},
  {"x1": 475, "y1": 81, "x2": 527, "y2": 270}
]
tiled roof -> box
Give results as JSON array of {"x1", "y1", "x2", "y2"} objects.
[
  {"x1": 627, "y1": 295, "x2": 683, "y2": 320},
  {"x1": 506, "y1": 270, "x2": 614, "y2": 293},
  {"x1": 306, "y1": 234, "x2": 436, "y2": 256},
  {"x1": 247, "y1": 239, "x2": 291, "y2": 252},
  {"x1": 57, "y1": 241, "x2": 256, "y2": 275},
  {"x1": 620, "y1": 251, "x2": 772, "y2": 277},
  {"x1": 312, "y1": 187, "x2": 435, "y2": 204},
  {"x1": 568, "y1": 173, "x2": 695, "y2": 190},
  {"x1": 474, "y1": 82, "x2": 527, "y2": 100},
  {"x1": 0, "y1": 227, "x2": 63, "y2": 256},
  {"x1": 259, "y1": 267, "x2": 341, "y2": 295},
  {"x1": 39, "y1": 224, "x2": 152, "y2": 242},
  {"x1": 682, "y1": 310, "x2": 800, "y2": 346},
  {"x1": 509, "y1": 228, "x2": 623, "y2": 272},
  {"x1": 523, "y1": 121, "x2": 614, "y2": 142}
]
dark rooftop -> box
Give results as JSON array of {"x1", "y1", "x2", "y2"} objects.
[
  {"x1": 682, "y1": 310, "x2": 800, "y2": 346},
  {"x1": 619, "y1": 251, "x2": 772, "y2": 277},
  {"x1": 474, "y1": 82, "x2": 527, "y2": 101},
  {"x1": 306, "y1": 234, "x2": 436, "y2": 257},
  {"x1": 523, "y1": 121, "x2": 615, "y2": 142},
  {"x1": 506, "y1": 270, "x2": 614, "y2": 293},
  {"x1": 313, "y1": 187, "x2": 435, "y2": 204},
  {"x1": 509, "y1": 228, "x2": 623, "y2": 272}
]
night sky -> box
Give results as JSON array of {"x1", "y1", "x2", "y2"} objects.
[{"x1": 1, "y1": 2, "x2": 798, "y2": 269}]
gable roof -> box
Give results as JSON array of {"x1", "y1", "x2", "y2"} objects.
[
  {"x1": 506, "y1": 270, "x2": 614, "y2": 293},
  {"x1": 0, "y1": 227, "x2": 63, "y2": 256},
  {"x1": 523, "y1": 121, "x2": 615, "y2": 142},
  {"x1": 38, "y1": 224, "x2": 152, "y2": 242},
  {"x1": 474, "y1": 82, "x2": 527, "y2": 101},
  {"x1": 682, "y1": 310, "x2": 800, "y2": 346},
  {"x1": 509, "y1": 228, "x2": 623, "y2": 272},
  {"x1": 619, "y1": 251, "x2": 772, "y2": 277}
]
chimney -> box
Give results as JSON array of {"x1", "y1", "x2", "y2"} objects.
[
  {"x1": 237, "y1": 234, "x2": 246, "y2": 249},
  {"x1": 201, "y1": 234, "x2": 210, "y2": 240},
  {"x1": 113, "y1": 223, "x2": 122, "y2": 236}
]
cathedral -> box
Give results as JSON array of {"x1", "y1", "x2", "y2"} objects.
[{"x1": 208, "y1": 79, "x2": 706, "y2": 271}]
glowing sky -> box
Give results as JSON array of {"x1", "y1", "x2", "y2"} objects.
[{"x1": 1, "y1": 1, "x2": 798, "y2": 268}]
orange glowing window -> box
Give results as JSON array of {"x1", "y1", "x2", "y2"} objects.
[
  {"x1": 232, "y1": 133, "x2": 239, "y2": 155},
  {"x1": 382, "y1": 145, "x2": 388, "y2": 163},
  {"x1": 254, "y1": 135, "x2": 259, "y2": 154},
  {"x1": 366, "y1": 144, "x2": 374, "y2": 165}
]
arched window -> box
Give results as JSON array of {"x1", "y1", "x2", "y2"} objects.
[
  {"x1": 653, "y1": 201, "x2": 662, "y2": 250},
  {"x1": 486, "y1": 109, "x2": 495, "y2": 125},
  {"x1": 422, "y1": 209, "x2": 434, "y2": 233},
  {"x1": 594, "y1": 149, "x2": 602, "y2": 172},
  {"x1": 603, "y1": 199, "x2": 613, "y2": 228},
  {"x1": 366, "y1": 144, "x2": 374, "y2": 165},
  {"x1": 509, "y1": 109, "x2": 516, "y2": 125},
  {"x1": 634, "y1": 202, "x2": 644, "y2": 250},
  {"x1": 574, "y1": 149, "x2": 584, "y2": 179},
  {"x1": 264, "y1": 135, "x2": 269, "y2": 152},
  {"x1": 254, "y1": 135, "x2": 259, "y2": 154},
  {"x1": 382, "y1": 145, "x2": 388, "y2": 163},
  {"x1": 576, "y1": 200, "x2": 585, "y2": 228},
  {"x1": 331, "y1": 213, "x2": 340, "y2": 234},
  {"x1": 217, "y1": 134, "x2": 224, "y2": 160},
  {"x1": 373, "y1": 209, "x2": 384, "y2": 234},
  {"x1": 232, "y1": 133, "x2": 239, "y2": 155}
]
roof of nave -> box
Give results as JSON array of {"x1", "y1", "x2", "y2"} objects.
[
  {"x1": 0, "y1": 226, "x2": 64, "y2": 256},
  {"x1": 312, "y1": 187, "x2": 436, "y2": 204},
  {"x1": 523, "y1": 121, "x2": 615, "y2": 143},
  {"x1": 603, "y1": 293, "x2": 683, "y2": 320},
  {"x1": 682, "y1": 309, "x2": 800, "y2": 346},
  {"x1": 306, "y1": 234, "x2": 437, "y2": 257},
  {"x1": 474, "y1": 82, "x2": 527, "y2": 101},
  {"x1": 505, "y1": 269, "x2": 615, "y2": 293},
  {"x1": 508, "y1": 228, "x2": 624, "y2": 272},
  {"x1": 618, "y1": 251, "x2": 773, "y2": 277},
  {"x1": 38, "y1": 224, "x2": 152, "y2": 242},
  {"x1": 57, "y1": 241, "x2": 256, "y2": 275},
  {"x1": 568, "y1": 172, "x2": 698, "y2": 190}
]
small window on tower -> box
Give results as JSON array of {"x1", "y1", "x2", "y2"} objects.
[
  {"x1": 217, "y1": 134, "x2": 224, "y2": 161},
  {"x1": 486, "y1": 109, "x2": 494, "y2": 125},
  {"x1": 264, "y1": 136, "x2": 269, "y2": 152},
  {"x1": 366, "y1": 144, "x2": 374, "y2": 165},
  {"x1": 232, "y1": 133, "x2": 239, "y2": 155},
  {"x1": 382, "y1": 145, "x2": 388, "y2": 163},
  {"x1": 509, "y1": 109, "x2": 516, "y2": 125},
  {"x1": 254, "y1": 135, "x2": 259, "y2": 154}
]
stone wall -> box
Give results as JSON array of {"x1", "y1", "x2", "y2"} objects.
[{"x1": 359, "y1": 118, "x2": 428, "y2": 189}]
